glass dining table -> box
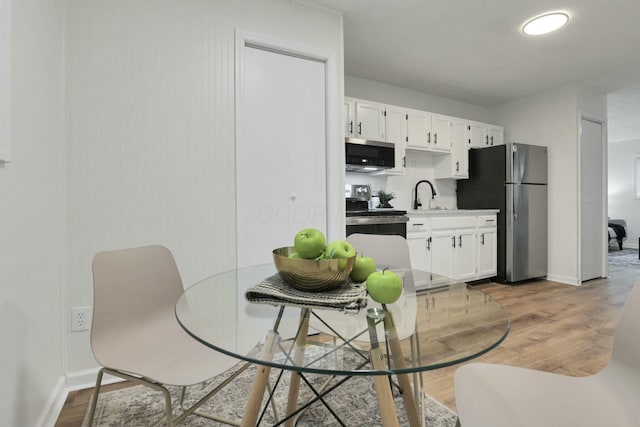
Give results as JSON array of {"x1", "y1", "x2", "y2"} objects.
[{"x1": 175, "y1": 264, "x2": 510, "y2": 427}]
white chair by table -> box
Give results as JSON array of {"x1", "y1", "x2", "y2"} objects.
[
  {"x1": 87, "y1": 245, "x2": 248, "y2": 427},
  {"x1": 454, "y1": 283, "x2": 640, "y2": 427}
]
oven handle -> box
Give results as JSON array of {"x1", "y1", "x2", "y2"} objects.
[{"x1": 345, "y1": 216, "x2": 409, "y2": 225}]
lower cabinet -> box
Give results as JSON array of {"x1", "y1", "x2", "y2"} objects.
[{"x1": 408, "y1": 213, "x2": 497, "y2": 282}]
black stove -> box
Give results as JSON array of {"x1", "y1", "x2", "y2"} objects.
[{"x1": 345, "y1": 185, "x2": 408, "y2": 237}]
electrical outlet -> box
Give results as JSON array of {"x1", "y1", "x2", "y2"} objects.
[{"x1": 71, "y1": 306, "x2": 91, "y2": 332}]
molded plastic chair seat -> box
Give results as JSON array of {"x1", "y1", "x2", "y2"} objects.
[
  {"x1": 87, "y1": 245, "x2": 245, "y2": 426},
  {"x1": 454, "y1": 283, "x2": 640, "y2": 427}
]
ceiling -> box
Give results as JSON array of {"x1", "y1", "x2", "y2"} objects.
[{"x1": 304, "y1": 0, "x2": 640, "y2": 142}]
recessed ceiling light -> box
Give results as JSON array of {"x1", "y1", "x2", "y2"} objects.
[{"x1": 522, "y1": 12, "x2": 569, "y2": 35}]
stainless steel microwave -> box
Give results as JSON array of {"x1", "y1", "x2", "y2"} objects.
[{"x1": 345, "y1": 137, "x2": 395, "y2": 172}]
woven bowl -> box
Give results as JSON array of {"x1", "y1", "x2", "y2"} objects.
[{"x1": 272, "y1": 246, "x2": 355, "y2": 292}]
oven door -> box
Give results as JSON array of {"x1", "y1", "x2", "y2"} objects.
[{"x1": 346, "y1": 222, "x2": 407, "y2": 238}]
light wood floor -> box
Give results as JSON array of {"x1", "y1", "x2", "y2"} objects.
[{"x1": 55, "y1": 263, "x2": 638, "y2": 426}]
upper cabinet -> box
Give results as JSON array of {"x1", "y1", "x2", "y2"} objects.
[
  {"x1": 406, "y1": 110, "x2": 451, "y2": 153},
  {"x1": 469, "y1": 121, "x2": 504, "y2": 148},
  {"x1": 344, "y1": 97, "x2": 504, "y2": 179},
  {"x1": 354, "y1": 100, "x2": 386, "y2": 141}
]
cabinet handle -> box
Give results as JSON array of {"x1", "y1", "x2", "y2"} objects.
[
  {"x1": 427, "y1": 236, "x2": 431, "y2": 251},
  {"x1": 358, "y1": 122, "x2": 362, "y2": 135},
  {"x1": 481, "y1": 233, "x2": 485, "y2": 245},
  {"x1": 403, "y1": 156, "x2": 406, "y2": 168},
  {"x1": 456, "y1": 161, "x2": 460, "y2": 172},
  {"x1": 427, "y1": 132, "x2": 431, "y2": 143},
  {"x1": 490, "y1": 136, "x2": 494, "y2": 145},
  {"x1": 485, "y1": 135, "x2": 489, "y2": 145},
  {"x1": 452, "y1": 236, "x2": 456, "y2": 248},
  {"x1": 458, "y1": 235, "x2": 462, "y2": 247},
  {"x1": 349, "y1": 120, "x2": 353, "y2": 134},
  {"x1": 434, "y1": 133, "x2": 438, "y2": 144}
]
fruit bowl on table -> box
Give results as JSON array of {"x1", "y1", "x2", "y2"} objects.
[{"x1": 272, "y1": 246, "x2": 355, "y2": 292}]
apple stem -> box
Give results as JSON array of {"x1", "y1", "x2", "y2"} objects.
[{"x1": 382, "y1": 267, "x2": 388, "y2": 274}]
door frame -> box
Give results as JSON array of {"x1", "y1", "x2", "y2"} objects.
[{"x1": 577, "y1": 112, "x2": 608, "y2": 282}]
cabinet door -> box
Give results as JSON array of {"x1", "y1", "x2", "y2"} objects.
[
  {"x1": 407, "y1": 234, "x2": 429, "y2": 272},
  {"x1": 355, "y1": 101, "x2": 385, "y2": 140},
  {"x1": 344, "y1": 99, "x2": 354, "y2": 137},
  {"x1": 431, "y1": 114, "x2": 452, "y2": 152},
  {"x1": 488, "y1": 125, "x2": 504, "y2": 146},
  {"x1": 451, "y1": 120, "x2": 469, "y2": 178},
  {"x1": 469, "y1": 122, "x2": 487, "y2": 148},
  {"x1": 430, "y1": 229, "x2": 455, "y2": 278},
  {"x1": 382, "y1": 106, "x2": 407, "y2": 175},
  {"x1": 407, "y1": 109, "x2": 432, "y2": 149},
  {"x1": 477, "y1": 227, "x2": 497, "y2": 277},
  {"x1": 456, "y1": 229, "x2": 477, "y2": 281}
]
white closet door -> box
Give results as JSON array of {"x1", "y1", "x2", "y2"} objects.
[
  {"x1": 580, "y1": 118, "x2": 604, "y2": 281},
  {"x1": 237, "y1": 45, "x2": 326, "y2": 268}
]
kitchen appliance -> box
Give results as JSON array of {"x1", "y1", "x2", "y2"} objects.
[
  {"x1": 345, "y1": 184, "x2": 408, "y2": 238},
  {"x1": 457, "y1": 143, "x2": 548, "y2": 283},
  {"x1": 345, "y1": 137, "x2": 395, "y2": 172}
]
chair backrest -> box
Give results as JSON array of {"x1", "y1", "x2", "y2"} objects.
[
  {"x1": 610, "y1": 283, "x2": 640, "y2": 371},
  {"x1": 90, "y1": 245, "x2": 183, "y2": 366},
  {"x1": 346, "y1": 233, "x2": 412, "y2": 269}
]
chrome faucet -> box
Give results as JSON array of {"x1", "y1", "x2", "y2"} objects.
[{"x1": 414, "y1": 180, "x2": 436, "y2": 210}]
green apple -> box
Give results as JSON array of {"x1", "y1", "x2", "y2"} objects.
[
  {"x1": 324, "y1": 240, "x2": 356, "y2": 259},
  {"x1": 288, "y1": 252, "x2": 302, "y2": 259},
  {"x1": 350, "y1": 255, "x2": 377, "y2": 282},
  {"x1": 366, "y1": 269, "x2": 403, "y2": 305},
  {"x1": 293, "y1": 228, "x2": 326, "y2": 259}
]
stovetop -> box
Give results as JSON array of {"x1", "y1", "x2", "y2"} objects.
[{"x1": 346, "y1": 209, "x2": 408, "y2": 217}]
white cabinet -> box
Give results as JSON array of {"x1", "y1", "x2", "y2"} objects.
[
  {"x1": 488, "y1": 125, "x2": 504, "y2": 146},
  {"x1": 408, "y1": 213, "x2": 497, "y2": 282},
  {"x1": 406, "y1": 109, "x2": 432, "y2": 149},
  {"x1": 354, "y1": 100, "x2": 386, "y2": 140},
  {"x1": 344, "y1": 99, "x2": 355, "y2": 137},
  {"x1": 430, "y1": 216, "x2": 476, "y2": 281},
  {"x1": 469, "y1": 122, "x2": 504, "y2": 147},
  {"x1": 477, "y1": 216, "x2": 497, "y2": 277},
  {"x1": 435, "y1": 120, "x2": 468, "y2": 179},
  {"x1": 378, "y1": 104, "x2": 407, "y2": 175},
  {"x1": 407, "y1": 219, "x2": 430, "y2": 274},
  {"x1": 406, "y1": 110, "x2": 451, "y2": 153},
  {"x1": 431, "y1": 114, "x2": 452, "y2": 152}
]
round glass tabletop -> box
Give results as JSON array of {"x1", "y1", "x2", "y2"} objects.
[{"x1": 176, "y1": 264, "x2": 510, "y2": 377}]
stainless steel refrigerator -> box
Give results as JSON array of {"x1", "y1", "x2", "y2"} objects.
[{"x1": 457, "y1": 143, "x2": 547, "y2": 283}]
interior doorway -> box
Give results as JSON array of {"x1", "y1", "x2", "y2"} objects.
[{"x1": 580, "y1": 117, "x2": 606, "y2": 282}]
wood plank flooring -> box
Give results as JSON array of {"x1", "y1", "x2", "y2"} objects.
[{"x1": 55, "y1": 264, "x2": 638, "y2": 426}]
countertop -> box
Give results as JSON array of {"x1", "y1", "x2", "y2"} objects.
[{"x1": 408, "y1": 208, "x2": 499, "y2": 216}]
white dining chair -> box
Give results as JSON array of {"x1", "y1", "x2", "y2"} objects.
[
  {"x1": 87, "y1": 245, "x2": 248, "y2": 426},
  {"x1": 454, "y1": 283, "x2": 640, "y2": 427}
]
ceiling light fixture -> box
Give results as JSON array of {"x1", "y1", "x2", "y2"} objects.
[{"x1": 522, "y1": 12, "x2": 569, "y2": 35}]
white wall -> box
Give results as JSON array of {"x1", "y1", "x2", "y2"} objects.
[
  {"x1": 489, "y1": 84, "x2": 607, "y2": 285},
  {"x1": 609, "y1": 139, "x2": 640, "y2": 248},
  {"x1": 64, "y1": 0, "x2": 343, "y2": 376},
  {"x1": 346, "y1": 75, "x2": 491, "y2": 123},
  {"x1": 0, "y1": 0, "x2": 66, "y2": 426}
]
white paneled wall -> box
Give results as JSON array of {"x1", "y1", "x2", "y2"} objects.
[{"x1": 65, "y1": 0, "x2": 343, "y2": 373}]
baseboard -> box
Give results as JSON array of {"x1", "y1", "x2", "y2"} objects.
[
  {"x1": 35, "y1": 376, "x2": 67, "y2": 427},
  {"x1": 66, "y1": 367, "x2": 124, "y2": 391},
  {"x1": 545, "y1": 274, "x2": 580, "y2": 286}
]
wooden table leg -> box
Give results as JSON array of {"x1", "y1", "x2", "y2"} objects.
[
  {"x1": 370, "y1": 347, "x2": 401, "y2": 427},
  {"x1": 241, "y1": 329, "x2": 279, "y2": 427},
  {"x1": 284, "y1": 309, "x2": 310, "y2": 427},
  {"x1": 383, "y1": 310, "x2": 422, "y2": 427}
]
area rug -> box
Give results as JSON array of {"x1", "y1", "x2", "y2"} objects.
[
  {"x1": 608, "y1": 247, "x2": 640, "y2": 267},
  {"x1": 82, "y1": 359, "x2": 458, "y2": 426}
]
